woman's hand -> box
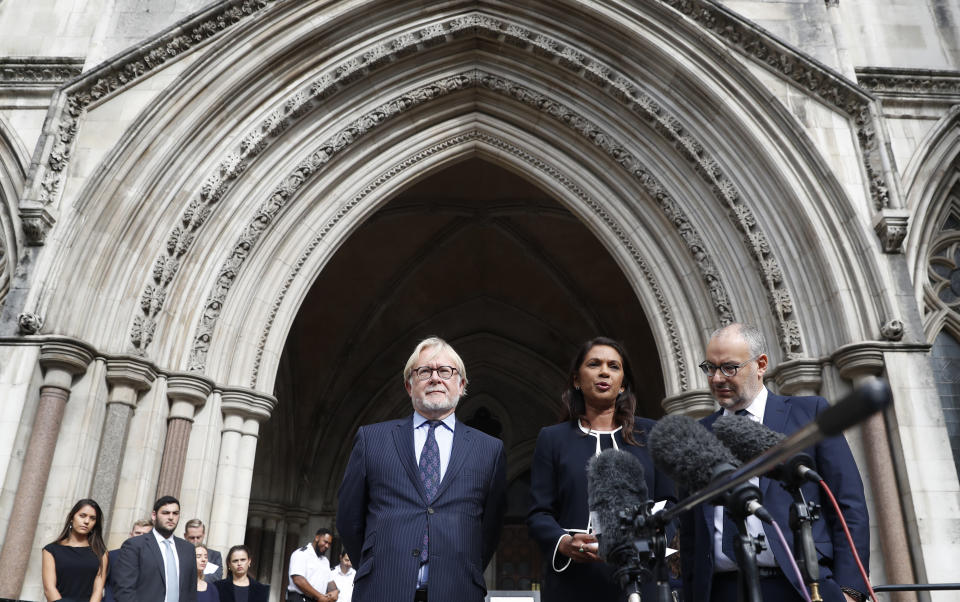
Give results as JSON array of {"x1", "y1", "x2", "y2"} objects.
[{"x1": 559, "y1": 533, "x2": 602, "y2": 563}]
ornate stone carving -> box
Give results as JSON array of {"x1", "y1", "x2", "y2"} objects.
[
  {"x1": 17, "y1": 312, "x2": 43, "y2": 334},
  {"x1": 220, "y1": 387, "x2": 277, "y2": 423},
  {"x1": 120, "y1": 13, "x2": 799, "y2": 362},
  {"x1": 873, "y1": 209, "x2": 910, "y2": 253},
  {"x1": 856, "y1": 67, "x2": 960, "y2": 99},
  {"x1": 0, "y1": 58, "x2": 84, "y2": 85},
  {"x1": 249, "y1": 130, "x2": 690, "y2": 390},
  {"x1": 19, "y1": 207, "x2": 56, "y2": 245},
  {"x1": 880, "y1": 319, "x2": 904, "y2": 341}
]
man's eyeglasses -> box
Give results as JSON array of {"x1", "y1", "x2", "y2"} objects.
[
  {"x1": 698, "y1": 356, "x2": 758, "y2": 378},
  {"x1": 412, "y1": 366, "x2": 459, "y2": 381}
]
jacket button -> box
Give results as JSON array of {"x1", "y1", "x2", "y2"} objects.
[
  {"x1": 427, "y1": 507, "x2": 434, "y2": 514},
  {"x1": 412, "y1": 549, "x2": 420, "y2": 557}
]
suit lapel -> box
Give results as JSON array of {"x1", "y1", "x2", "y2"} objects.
[
  {"x1": 434, "y1": 419, "x2": 470, "y2": 501},
  {"x1": 149, "y1": 535, "x2": 167, "y2": 585},
  {"x1": 392, "y1": 416, "x2": 428, "y2": 501},
  {"x1": 761, "y1": 393, "x2": 789, "y2": 498}
]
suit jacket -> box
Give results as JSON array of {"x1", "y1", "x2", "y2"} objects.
[
  {"x1": 679, "y1": 392, "x2": 870, "y2": 602},
  {"x1": 207, "y1": 548, "x2": 224, "y2": 583},
  {"x1": 103, "y1": 548, "x2": 120, "y2": 602},
  {"x1": 336, "y1": 413, "x2": 507, "y2": 602},
  {"x1": 213, "y1": 578, "x2": 269, "y2": 602},
  {"x1": 527, "y1": 418, "x2": 676, "y2": 602},
  {"x1": 114, "y1": 531, "x2": 198, "y2": 602}
]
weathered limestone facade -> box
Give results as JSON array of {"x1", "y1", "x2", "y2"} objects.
[{"x1": 0, "y1": 1, "x2": 959, "y2": 600}]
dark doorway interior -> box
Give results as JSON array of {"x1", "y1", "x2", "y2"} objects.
[{"x1": 253, "y1": 157, "x2": 664, "y2": 588}]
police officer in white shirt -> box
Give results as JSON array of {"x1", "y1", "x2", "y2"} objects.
[
  {"x1": 330, "y1": 551, "x2": 355, "y2": 602},
  {"x1": 287, "y1": 528, "x2": 338, "y2": 602}
]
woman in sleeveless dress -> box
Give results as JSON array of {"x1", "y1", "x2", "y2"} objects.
[{"x1": 42, "y1": 498, "x2": 108, "y2": 602}]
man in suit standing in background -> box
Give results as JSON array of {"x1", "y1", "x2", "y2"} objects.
[
  {"x1": 114, "y1": 495, "x2": 198, "y2": 602},
  {"x1": 184, "y1": 518, "x2": 223, "y2": 582},
  {"x1": 103, "y1": 519, "x2": 153, "y2": 602},
  {"x1": 679, "y1": 323, "x2": 870, "y2": 602},
  {"x1": 337, "y1": 336, "x2": 507, "y2": 602}
]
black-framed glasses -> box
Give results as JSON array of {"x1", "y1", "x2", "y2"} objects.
[
  {"x1": 698, "y1": 356, "x2": 758, "y2": 378},
  {"x1": 412, "y1": 365, "x2": 459, "y2": 381}
]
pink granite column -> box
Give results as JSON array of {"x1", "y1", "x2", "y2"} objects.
[
  {"x1": 0, "y1": 341, "x2": 93, "y2": 599},
  {"x1": 155, "y1": 373, "x2": 212, "y2": 500},
  {"x1": 835, "y1": 344, "x2": 917, "y2": 602}
]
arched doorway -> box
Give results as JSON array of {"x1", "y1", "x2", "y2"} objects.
[{"x1": 251, "y1": 156, "x2": 664, "y2": 588}]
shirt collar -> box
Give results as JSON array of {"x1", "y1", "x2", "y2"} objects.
[
  {"x1": 413, "y1": 411, "x2": 456, "y2": 432},
  {"x1": 151, "y1": 528, "x2": 173, "y2": 545},
  {"x1": 724, "y1": 386, "x2": 768, "y2": 421}
]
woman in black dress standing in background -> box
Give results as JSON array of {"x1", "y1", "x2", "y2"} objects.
[
  {"x1": 527, "y1": 337, "x2": 675, "y2": 601},
  {"x1": 42, "y1": 498, "x2": 108, "y2": 602},
  {"x1": 214, "y1": 545, "x2": 269, "y2": 602}
]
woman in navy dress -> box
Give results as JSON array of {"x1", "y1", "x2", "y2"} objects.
[
  {"x1": 195, "y1": 543, "x2": 221, "y2": 602},
  {"x1": 214, "y1": 545, "x2": 269, "y2": 602},
  {"x1": 42, "y1": 498, "x2": 109, "y2": 602},
  {"x1": 527, "y1": 337, "x2": 675, "y2": 602}
]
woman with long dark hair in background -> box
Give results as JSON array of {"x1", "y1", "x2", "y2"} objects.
[
  {"x1": 42, "y1": 498, "x2": 109, "y2": 602},
  {"x1": 527, "y1": 337, "x2": 675, "y2": 601},
  {"x1": 214, "y1": 545, "x2": 269, "y2": 602}
]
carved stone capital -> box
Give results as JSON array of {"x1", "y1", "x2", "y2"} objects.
[
  {"x1": 165, "y1": 372, "x2": 213, "y2": 420},
  {"x1": 872, "y1": 209, "x2": 910, "y2": 254},
  {"x1": 39, "y1": 341, "x2": 95, "y2": 390},
  {"x1": 220, "y1": 387, "x2": 277, "y2": 423},
  {"x1": 771, "y1": 359, "x2": 823, "y2": 396},
  {"x1": 661, "y1": 390, "x2": 716, "y2": 418},
  {"x1": 20, "y1": 206, "x2": 56, "y2": 246},
  {"x1": 105, "y1": 356, "x2": 158, "y2": 407},
  {"x1": 284, "y1": 508, "x2": 310, "y2": 528},
  {"x1": 833, "y1": 343, "x2": 885, "y2": 381}
]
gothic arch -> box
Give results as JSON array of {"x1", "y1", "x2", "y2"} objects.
[
  {"x1": 0, "y1": 114, "x2": 27, "y2": 313},
  {"x1": 23, "y1": 0, "x2": 894, "y2": 396}
]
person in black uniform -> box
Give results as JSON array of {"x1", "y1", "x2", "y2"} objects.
[
  {"x1": 527, "y1": 337, "x2": 675, "y2": 602},
  {"x1": 42, "y1": 498, "x2": 109, "y2": 602}
]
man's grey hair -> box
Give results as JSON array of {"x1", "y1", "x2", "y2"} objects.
[
  {"x1": 402, "y1": 336, "x2": 468, "y2": 393},
  {"x1": 184, "y1": 518, "x2": 205, "y2": 532},
  {"x1": 709, "y1": 323, "x2": 766, "y2": 358}
]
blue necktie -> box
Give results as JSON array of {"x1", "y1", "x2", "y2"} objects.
[
  {"x1": 418, "y1": 420, "x2": 441, "y2": 562},
  {"x1": 721, "y1": 409, "x2": 750, "y2": 561},
  {"x1": 163, "y1": 539, "x2": 179, "y2": 602}
]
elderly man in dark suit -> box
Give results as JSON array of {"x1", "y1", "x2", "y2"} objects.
[
  {"x1": 114, "y1": 495, "x2": 198, "y2": 602},
  {"x1": 337, "y1": 336, "x2": 507, "y2": 602},
  {"x1": 679, "y1": 323, "x2": 870, "y2": 602}
]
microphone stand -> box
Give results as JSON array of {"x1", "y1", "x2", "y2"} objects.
[
  {"x1": 723, "y1": 473, "x2": 765, "y2": 602},
  {"x1": 782, "y1": 454, "x2": 823, "y2": 602}
]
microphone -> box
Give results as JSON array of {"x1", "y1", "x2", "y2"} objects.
[
  {"x1": 649, "y1": 415, "x2": 772, "y2": 524},
  {"x1": 713, "y1": 415, "x2": 823, "y2": 486},
  {"x1": 587, "y1": 449, "x2": 649, "y2": 560}
]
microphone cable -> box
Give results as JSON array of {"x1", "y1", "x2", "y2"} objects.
[
  {"x1": 765, "y1": 517, "x2": 813, "y2": 602},
  {"x1": 818, "y1": 479, "x2": 878, "y2": 602}
]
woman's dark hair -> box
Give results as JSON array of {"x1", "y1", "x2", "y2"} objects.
[
  {"x1": 226, "y1": 544, "x2": 252, "y2": 579},
  {"x1": 562, "y1": 336, "x2": 642, "y2": 446},
  {"x1": 51, "y1": 498, "x2": 107, "y2": 563}
]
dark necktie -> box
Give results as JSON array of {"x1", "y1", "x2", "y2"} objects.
[
  {"x1": 418, "y1": 420, "x2": 441, "y2": 562},
  {"x1": 721, "y1": 409, "x2": 750, "y2": 561}
]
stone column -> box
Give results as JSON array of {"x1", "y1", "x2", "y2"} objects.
[
  {"x1": 834, "y1": 344, "x2": 916, "y2": 602},
  {"x1": 270, "y1": 516, "x2": 287, "y2": 600},
  {"x1": 281, "y1": 510, "x2": 309, "y2": 601},
  {"x1": 661, "y1": 389, "x2": 715, "y2": 417},
  {"x1": 208, "y1": 388, "x2": 276, "y2": 553},
  {"x1": 772, "y1": 359, "x2": 823, "y2": 397},
  {"x1": 90, "y1": 356, "x2": 157, "y2": 530},
  {"x1": 156, "y1": 373, "x2": 213, "y2": 499},
  {"x1": 245, "y1": 515, "x2": 264, "y2": 578},
  {"x1": 0, "y1": 341, "x2": 93, "y2": 599},
  {"x1": 260, "y1": 516, "x2": 277, "y2": 584}
]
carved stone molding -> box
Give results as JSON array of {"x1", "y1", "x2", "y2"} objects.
[
  {"x1": 872, "y1": 209, "x2": 910, "y2": 254},
  {"x1": 39, "y1": 340, "x2": 95, "y2": 390},
  {"x1": 880, "y1": 318, "x2": 905, "y2": 342},
  {"x1": 248, "y1": 129, "x2": 689, "y2": 390},
  {"x1": 833, "y1": 343, "x2": 885, "y2": 380},
  {"x1": 660, "y1": 0, "x2": 892, "y2": 211},
  {"x1": 165, "y1": 372, "x2": 214, "y2": 421},
  {"x1": 661, "y1": 390, "x2": 716, "y2": 417},
  {"x1": 771, "y1": 359, "x2": 823, "y2": 396},
  {"x1": 0, "y1": 58, "x2": 84, "y2": 86},
  {"x1": 856, "y1": 67, "x2": 960, "y2": 100},
  {"x1": 19, "y1": 206, "x2": 56, "y2": 246},
  {"x1": 105, "y1": 356, "x2": 158, "y2": 407},
  {"x1": 220, "y1": 387, "x2": 277, "y2": 424}
]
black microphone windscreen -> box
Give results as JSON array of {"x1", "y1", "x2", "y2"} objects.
[
  {"x1": 586, "y1": 449, "x2": 648, "y2": 560},
  {"x1": 713, "y1": 415, "x2": 786, "y2": 463},
  {"x1": 649, "y1": 414, "x2": 741, "y2": 492}
]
